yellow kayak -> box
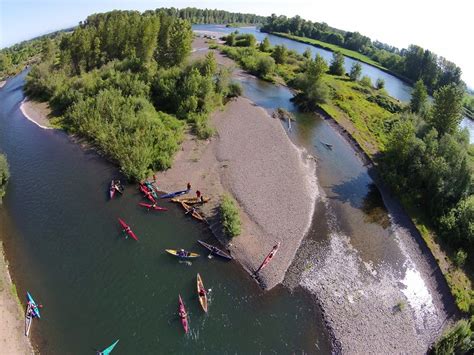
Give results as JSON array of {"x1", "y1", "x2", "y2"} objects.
[
  {"x1": 172, "y1": 196, "x2": 210, "y2": 205},
  {"x1": 180, "y1": 202, "x2": 206, "y2": 222},
  {"x1": 197, "y1": 273, "x2": 208, "y2": 313},
  {"x1": 166, "y1": 249, "x2": 200, "y2": 259}
]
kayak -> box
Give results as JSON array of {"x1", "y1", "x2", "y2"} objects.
[
  {"x1": 99, "y1": 339, "x2": 119, "y2": 355},
  {"x1": 118, "y1": 218, "x2": 139, "y2": 241},
  {"x1": 166, "y1": 249, "x2": 200, "y2": 259},
  {"x1": 160, "y1": 189, "x2": 190, "y2": 199},
  {"x1": 180, "y1": 202, "x2": 205, "y2": 222},
  {"x1": 27, "y1": 292, "x2": 40, "y2": 318},
  {"x1": 139, "y1": 184, "x2": 156, "y2": 203},
  {"x1": 144, "y1": 181, "x2": 159, "y2": 199},
  {"x1": 197, "y1": 240, "x2": 232, "y2": 260},
  {"x1": 109, "y1": 180, "x2": 116, "y2": 199},
  {"x1": 138, "y1": 202, "x2": 168, "y2": 211},
  {"x1": 171, "y1": 196, "x2": 210, "y2": 204},
  {"x1": 178, "y1": 295, "x2": 189, "y2": 334},
  {"x1": 255, "y1": 242, "x2": 281, "y2": 274},
  {"x1": 197, "y1": 273, "x2": 208, "y2": 313},
  {"x1": 25, "y1": 303, "x2": 33, "y2": 337}
]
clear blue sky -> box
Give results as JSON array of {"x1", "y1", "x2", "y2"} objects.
[{"x1": 1, "y1": 0, "x2": 472, "y2": 87}]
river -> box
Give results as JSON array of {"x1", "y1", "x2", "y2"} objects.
[{"x1": 194, "y1": 24, "x2": 473, "y2": 142}]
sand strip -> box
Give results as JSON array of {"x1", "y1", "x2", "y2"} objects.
[{"x1": 20, "y1": 99, "x2": 54, "y2": 130}]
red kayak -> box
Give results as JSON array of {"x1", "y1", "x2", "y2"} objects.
[
  {"x1": 178, "y1": 295, "x2": 189, "y2": 334},
  {"x1": 255, "y1": 242, "x2": 280, "y2": 274},
  {"x1": 138, "y1": 202, "x2": 168, "y2": 211},
  {"x1": 117, "y1": 218, "x2": 139, "y2": 241},
  {"x1": 139, "y1": 184, "x2": 156, "y2": 203}
]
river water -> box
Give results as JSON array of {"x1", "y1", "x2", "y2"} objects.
[
  {"x1": 0, "y1": 26, "x2": 457, "y2": 353},
  {"x1": 194, "y1": 24, "x2": 473, "y2": 142}
]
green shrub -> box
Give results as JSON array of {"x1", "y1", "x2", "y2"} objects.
[
  {"x1": 227, "y1": 82, "x2": 243, "y2": 98},
  {"x1": 0, "y1": 154, "x2": 9, "y2": 202},
  {"x1": 360, "y1": 75, "x2": 372, "y2": 87},
  {"x1": 220, "y1": 194, "x2": 241, "y2": 238},
  {"x1": 376, "y1": 78, "x2": 385, "y2": 89},
  {"x1": 431, "y1": 319, "x2": 473, "y2": 354},
  {"x1": 454, "y1": 249, "x2": 467, "y2": 267}
]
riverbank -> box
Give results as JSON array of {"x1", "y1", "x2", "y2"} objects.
[
  {"x1": 20, "y1": 99, "x2": 54, "y2": 130},
  {"x1": 0, "y1": 241, "x2": 34, "y2": 354},
  {"x1": 269, "y1": 32, "x2": 413, "y2": 85}
]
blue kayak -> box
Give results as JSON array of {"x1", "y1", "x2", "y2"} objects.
[
  {"x1": 159, "y1": 189, "x2": 189, "y2": 199},
  {"x1": 99, "y1": 339, "x2": 119, "y2": 355},
  {"x1": 27, "y1": 292, "x2": 40, "y2": 318}
]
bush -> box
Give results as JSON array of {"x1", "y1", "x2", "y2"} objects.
[
  {"x1": 454, "y1": 249, "x2": 467, "y2": 267},
  {"x1": 220, "y1": 194, "x2": 241, "y2": 238},
  {"x1": 376, "y1": 78, "x2": 385, "y2": 89},
  {"x1": 255, "y1": 56, "x2": 275, "y2": 78},
  {"x1": 227, "y1": 81, "x2": 243, "y2": 98},
  {"x1": 0, "y1": 154, "x2": 9, "y2": 202},
  {"x1": 360, "y1": 75, "x2": 373, "y2": 87},
  {"x1": 431, "y1": 319, "x2": 473, "y2": 354}
]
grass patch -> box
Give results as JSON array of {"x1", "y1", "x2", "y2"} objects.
[
  {"x1": 272, "y1": 32, "x2": 387, "y2": 70},
  {"x1": 220, "y1": 194, "x2": 241, "y2": 238}
]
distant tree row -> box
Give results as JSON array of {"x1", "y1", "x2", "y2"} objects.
[
  {"x1": 156, "y1": 7, "x2": 266, "y2": 25},
  {"x1": 261, "y1": 14, "x2": 464, "y2": 93},
  {"x1": 25, "y1": 10, "x2": 241, "y2": 180}
]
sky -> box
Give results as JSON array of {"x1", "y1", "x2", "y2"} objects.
[{"x1": 1, "y1": 0, "x2": 473, "y2": 87}]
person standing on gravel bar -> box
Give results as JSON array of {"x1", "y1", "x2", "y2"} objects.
[
  {"x1": 196, "y1": 190, "x2": 201, "y2": 198},
  {"x1": 187, "y1": 182, "x2": 191, "y2": 190}
]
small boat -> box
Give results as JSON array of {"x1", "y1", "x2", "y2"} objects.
[
  {"x1": 138, "y1": 202, "x2": 168, "y2": 211},
  {"x1": 178, "y1": 295, "x2": 189, "y2": 334},
  {"x1": 197, "y1": 273, "x2": 208, "y2": 313},
  {"x1": 27, "y1": 292, "x2": 40, "y2": 318},
  {"x1": 109, "y1": 180, "x2": 116, "y2": 199},
  {"x1": 171, "y1": 196, "x2": 210, "y2": 205},
  {"x1": 160, "y1": 189, "x2": 190, "y2": 199},
  {"x1": 320, "y1": 141, "x2": 333, "y2": 150},
  {"x1": 118, "y1": 218, "x2": 139, "y2": 241},
  {"x1": 109, "y1": 180, "x2": 123, "y2": 199},
  {"x1": 197, "y1": 240, "x2": 232, "y2": 260},
  {"x1": 180, "y1": 202, "x2": 205, "y2": 222},
  {"x1": 255, "y1": 242, "x2": 281, "y2": 274},
  {"x1": 144, "y1": 181, "x2": 159, "y2": 199},
  {"x1": 166, "y1": 249, "x2": 200, "y2": 259},
  {"x1": 98, "y1": 339, "x2": 119, "y2": 355},
  {"x1": 139, "y1": 184, "x2": 156, "y2": 203},
  {"x1": 25, "y1": 303, "x2": 33, "y2": 337}
]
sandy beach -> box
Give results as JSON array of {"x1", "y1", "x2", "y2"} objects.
[
  {"x1": 0, "y1": 242, "x2": 34, "y2": 354},
  {"x1": 0, "y1": 80, "x2": 6, "y2": 89},
  {"x1": 20, "y1": 99, "x2": 54, "y2": 130}
]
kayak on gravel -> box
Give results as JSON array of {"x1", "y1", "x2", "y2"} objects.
[
  {"x1": 118, "y1": 218, "x2": 139, "y2": 241},
  {"x1": 159, "y1": 189, "x2": 190, "y2": 199},
  {"x1": 255, "y1": 242, "x2": 280, "y2": 274}
]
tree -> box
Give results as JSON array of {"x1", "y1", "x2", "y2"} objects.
[
  {"x1": 430, "y1": 83, "x2": 464, "y2": 136},
  {"x1": 329, "y1": 51, "x2": 345, "y2": 76},
  {"x1": 360, "y1": 75, "x2": 372, "y2": 87},
  {"x1": 259, "y1": 37, "x2": 271, "y2": 52},
  {"x1": 349, "y1": 62, "x2": 362, "y2": 81},
  {"x1": 272, "y1": 44, "x2": 288, "y2": 64},
  {"x1": 255, "y1": 56, "x2": 275, "y2": 77},
  {"x1": 302, "y1": 48, "x2": 312, "y2": 59},
  {"x1": 375, "y1": 78, "x2": 385, "y2": 89},
  {"x1": 410, "y1": 79, "x2": 428, "y2": 114}
]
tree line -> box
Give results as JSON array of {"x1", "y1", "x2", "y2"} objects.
[
  {"x1": 156, "y1": 7, "x2": 266, "y2": 25},
  {"x1": 25, "y1": 10, "x2": 240, "y2": 180},
  {"x1": 261, "y1": 14, "x2": 464, "y2": 93},
  {"x1": 0, "y1": 154, "x2": 9, "y2": 203}
]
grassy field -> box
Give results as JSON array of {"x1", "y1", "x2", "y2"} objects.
[{"x1": 272, "y1": 32, "x2": 387, "y2": 71}]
